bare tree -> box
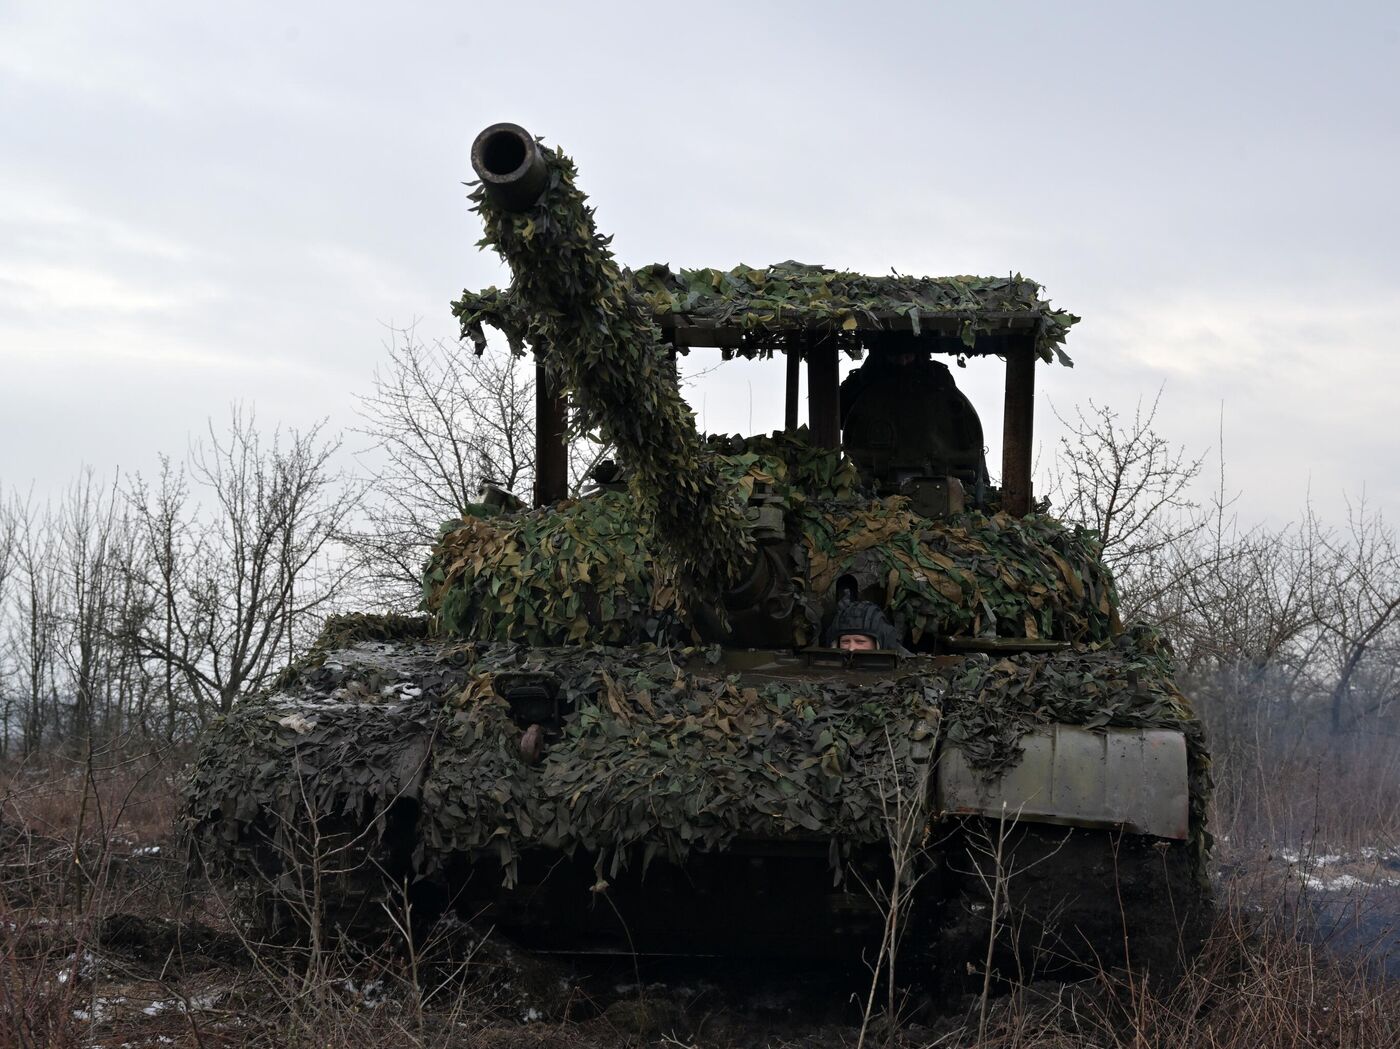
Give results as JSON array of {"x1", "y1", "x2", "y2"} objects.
[
  {"x1": 0, "y1": 488, "x2": 14, "y2": 602},
  {"x1": 1, "y1": 478, "x2": 154, "y2": 748},
  {"x1": 9, "y1": 496, "x2": 61, "y2": 753},
  {"x1": 53, "y1": 471, "x2": 127, "y2": 747},
  {"x1": 126, "y1": 456, "x2": 200, "y2": 739},
  {"x1": 349, "y1": 328, "x2": 612, "y2": 610},
  {"x1": 125, "y1": 408, "x2": 360, "y2": 719},
  {"x1": 1045, "y1": 390, "x2": 1400, "y2": 841},
  {"x1": 1050, "y1": 392, "x2": 1208, "y2": 620},
  {"x1": 1313, "y1": 495, "x2": 1400, "y2": 733},
  {"x1": 0, "y1": 487, "x2": 18, "y2": 753},
  {"x1": 350, "y1": 327, "x2": 537, "y2": 607}
]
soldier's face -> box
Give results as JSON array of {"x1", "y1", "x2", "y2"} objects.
[{"x1": 837, "y1": 633, "x2": 877, "y2": 652}]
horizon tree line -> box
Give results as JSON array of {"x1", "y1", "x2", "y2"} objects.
[{"x1": 0, "y1": 330, "x2": 1396, "y2": 843}]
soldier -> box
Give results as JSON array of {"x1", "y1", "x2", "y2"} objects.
[
  {"x1": 824, "y1": 599, "x2": 906, "y2": 653},
  {"x1": 838, "y1": 333, "x2": 991, "y2": 494},
  {"x1": 839, "y1": 333, "x2": 953, "y2": 428}
]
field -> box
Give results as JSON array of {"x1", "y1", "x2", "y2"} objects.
[{"x1": 4, "y1": 734, "x2": 1400, "y2": 1049}]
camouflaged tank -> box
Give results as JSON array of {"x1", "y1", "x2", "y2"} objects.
[{"x1": 184, "y1": 123, "x2": 1211, "y2": 984}]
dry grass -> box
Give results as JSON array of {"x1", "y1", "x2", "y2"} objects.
[
  {"x1": 919, "y1": 897, "x2": 1400, "y2": 1048},
  {"x1": 1210, "y1": 723, "x2": 1400, "y2": 853},
  {"x1": 3, "y1": 739, "x2": 1400, "y2": 1048}
]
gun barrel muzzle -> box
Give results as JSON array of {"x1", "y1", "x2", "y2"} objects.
[{"x1": 471, "y1": 123, "x2": 548, "y2": 212}]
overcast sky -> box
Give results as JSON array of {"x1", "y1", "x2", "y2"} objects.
[{"x1": 2, "y1": 1, "x2": 1397, "y2": 526}]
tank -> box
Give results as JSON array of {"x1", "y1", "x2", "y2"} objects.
[{"x1": 184, "y1": 123, "x2": 1211, "y2": 986}]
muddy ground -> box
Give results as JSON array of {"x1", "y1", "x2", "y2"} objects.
[
  {"x1": 7, "y1": 824, "x2": 1400, "y2": 1048},
  {"x1": 5, "y1": 746, "x2": 1400, "y2": 1048}
]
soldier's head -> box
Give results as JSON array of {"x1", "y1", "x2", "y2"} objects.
[
  {"x1": 824, "y1": 599, "x2": 902, "y2": 652},
  {"x1": 868, "y1": 331, "x2": 929, "y2": 368}
]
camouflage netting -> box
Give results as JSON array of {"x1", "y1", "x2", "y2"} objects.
[
  {"x1": 633, "y1": 262, "x2": 1079, "y2": 365},
  {"x1": 456, "y1": 264, "x2": 1079, "y2": 365},
  {"x1": 451, "y1": 137, "x2": 1079, "y2": 600},
  {"x1": 424, "y1": 439, "x2": 1119, "y2": 649},
  {"x1": 184, "y1": 623, "x2": 1208, "y2": 887},
  {"x1": 459, "y1": 138, "x2": 752, "y2": 599},
  {"x1": 942, "y1": 625, "x2": 1213, "y2": 874},
  {"x1": 420, "y1": 644, "x2": 942, "y2": 883},
  {"x1": 800, "y1": 501, "x2": 1119, "y2": 644},
  {"x1": 182, "y1": 127, "x2": 1210, "y2": 922}
]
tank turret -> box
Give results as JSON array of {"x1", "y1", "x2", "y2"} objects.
[{"x1": 444, "y1": 125, "x2": 1120, "y2": 653}]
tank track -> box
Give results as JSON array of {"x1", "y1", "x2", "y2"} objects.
[
  {"x1": 925, "y1": 820, "x2": 1211, "y2": 992},
  {"x1": 237, "y1": 806, "x2": 423, "y2": 946}
]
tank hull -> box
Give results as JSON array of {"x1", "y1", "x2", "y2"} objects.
[{"x1": 185, "y1": 633, "x2": 1208, "y2": 978}]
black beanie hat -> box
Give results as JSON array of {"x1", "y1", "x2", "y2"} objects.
[{"x1": 823, "y1": 600, "x2": 904, "y2": 650}]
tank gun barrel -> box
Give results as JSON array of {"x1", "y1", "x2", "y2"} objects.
[
  {"x1": 467, "y1": 122, "x2": 758, "y2": 607},
  {"x1": 471, "y1": 123, "x2": 550, "y2": 213}
]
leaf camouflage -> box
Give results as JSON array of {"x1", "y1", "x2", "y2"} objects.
[
  {"x1": 184, "y1": 130, "x2": 1211, "y2": 913},
  {"x1": 941, "y1": 624, "x2": 1213, "y2": 873},
  {"x1": 457, "y1": 262, "x2": 1078, "y2": 366},
  {"x1": 184, "y1": 622, "x2": 1208, "y2": 888},
  {"x1": 455, "y1": 140, "x2": 752, "y2": 602},
  {"x1": 450, "y1": 139, "x2": 1077, "y2": 603},
  {"x1": 628, "y1": 262, "x2": 1078, "y2": 366},
  {"x1": 424, "y1": 438, "x2": 1119, "y2": 648}
]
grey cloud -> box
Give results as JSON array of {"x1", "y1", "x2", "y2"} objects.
[{"x1": 1, "y1": 0, "x2": 1397, "y2": 524}]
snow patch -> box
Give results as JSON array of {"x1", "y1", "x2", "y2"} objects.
[
  {"x1": 142, "y1": 990, "x2": 222, "y2": 1015},
  {"x1": 57, "y1": 950, "x2": 100, "y2": 985},
  {"x1": 338, "y1": 977, "x2": 388, "y2": 1008},
  {"x1": 277, "y1": 713, "x2": 316, "y2": 734},
  {"x1": 1300, "y1": 872, "x2": 1400, "y2": 893},
  {"x1": 71, "y1": 995, "x2": 122, "y2": 1022}
]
